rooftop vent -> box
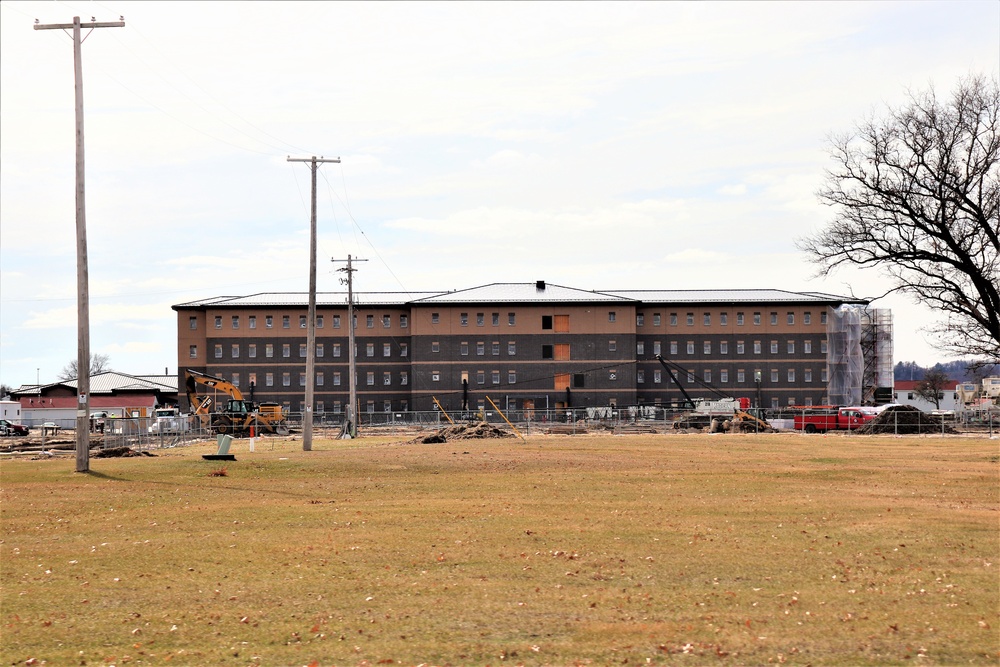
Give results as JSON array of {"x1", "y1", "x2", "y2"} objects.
[{"x1": 536, "y1": 280, "x2": 546, "y2": 291}]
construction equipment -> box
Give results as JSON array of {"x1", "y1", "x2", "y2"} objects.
[
  {"x1": 655, "y1": 355, "x2": 771, "y2": 432},
  {"x1": 184, "y1": 369, "x2": 289, "y2": 436}
]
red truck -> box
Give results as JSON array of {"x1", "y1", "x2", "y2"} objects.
[{"x1": 792, "y1": 406, "x2": 878, "y2": 433}]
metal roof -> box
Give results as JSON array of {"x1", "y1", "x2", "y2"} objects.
[
  {"x1": 11, "y1": 372, "x2": 177, "y2": 396},
  {"x1": 412, "y1": 283, "x2": 634, "y2": 304},
  {"x1": 172, "y1": 285, "x2": 868, "y2": 309}
]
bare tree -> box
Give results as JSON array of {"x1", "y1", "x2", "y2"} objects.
[
  {"x1": 915, "y1": 368, "x2": 952, "y2": 410},
  {"x1": 59, "y1": 353, "x2": 112, "y2": 381},
  {"x1": 800, "y1": 74, "x2": 1000, "y2": 365}
]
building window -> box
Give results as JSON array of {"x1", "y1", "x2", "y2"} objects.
[
  {"x1": 299, "y1": 373, "x2": 306, "y2": 387},
  {"x1": 703, "y1": 341, "x2": 711, "y2": 354},
  {"x1": 637, "y1": 370, "x2": 645, "y2": 383},
  {"x1": 771, "y1": 397, "x2": 780, "y2": 410},
  {"x1": 737, "y1": 312, "x2": 745, "y2": 326},
  {"x1": 753, "y1": 312, "x2": 761, "y2": 326},
  {"x1": 804, "y1": 312, "x2": 811, "y2": 325},
  {"x1": 508, "y1": 341, "x2": 516, "y2": 355},
  {"x1": 654, "y1": 369, "x2": 662, "y2": 383},
  {"x1": 492, "y1": 341, "x2": 500, "y2": 355},
  {"x1": 804, "y1": 340, "x2": 812, "y2": 354},
  {"x1": 771, "y1": 312, "x2": 778, "y2": 326},
  {"x1": 653, "y1": 313, "x2": 661, "y2": 326},
  {"x1": 687, "y1": 370, "x2": 694, "y2": 384},
  {"x1": 278, "y1": 344, "x2": 287, "y2": 358},
  {"x1": 508, "y1": 370, "x2": 517, "y2": 384},
  {"x1": 637, "y1": 314, "x2": 645, "y2": 327},
  {"x1": 737, "y1": 369, "x2": 745, "y2": 383},
  {"x1": 189, "y1": 316, "x2": 198, "y2": 330},
  {"x1": 460, "y1": 313, "x2": 469, "y2": 326},
  {"x1": 400, "y1": 343, "x2": 408, "y2": 357},
  {"x1": 367, "y1": 372, "x2": 375, "y2": 386},
  {"x1": 282, "y1": 315, "x2": 290, "y2": 329},
  {"x1": 787, "y1": 312, "x2": 795, "y2": 325},
  {"x1": 477, "y1": 313, "x2": 484, "y2": 326},
  {"x1": 492, "y1": 370, "x2": 501, "y2": 384},
  {"x1": 820, "y1": 340, "x2": 828, "y2": 354},
  {"x1": 316, "y1": 372, "x2": 324, "y2": 386},
  {"x1": 720, "y1": 313, "x2": 728, "y2": 326},
  {"x1": 265, "y1": 372, "x2": 273, "y2": 387},
  {"x1": 770, "y1": 341, "x2": 778, "y2": 354},
  {"x1": 282, "y1": 373, "x2": 291, "y2": 387},
  {"x1": 670, "y1": 313, "x2": 678, "y2": 326},
  {"x1": 804, "y1": 368, "x2": 813, "y2": 383},
  {"x1": 383, "y1": 372, "x2": 391, "y2": 386},
  {"x1": 366, "y1": 343, "x2": 375, "y2": 357},
  {"x1": 333, "y1": 315, "x2": 341, "y2": 328},
  {"x1": 214, "y1": 315, "x2": 222, "y2": 329},
  {"x1": 787, "y1": 341, "x2": 795, "y2": 354},
  {"x1": 686, "y1": 313, "x2": 694, "y2": 326},
  {"x1": 315, "y1": 343, "x2": 323, "y2": 358},
  {"x1": 266, "y1": 315, "x2": 273, "y2": 328},
  {"x1": 788, "y1": 369, "x2": 796, "y2": 382},
  {"x1": 754, "y1": 341, "x2": 762, "y2": 354},
  {"x1": 804, "y1": 397, "x2": 813, "y2": 407},
  {"x1": 460, "y1": 342, "x2": 469, "y2": 356},
  {"x1": 821, "y1": 311, "x2": 828, "y2": 324},
  {"x1": 653, "y1": 341, "x2": 661, "y2": 355},
  {"x1": 608, "y1": 311, "x2": 616, "y2": 323},
  {"x1": 432, "y1": 313, "x2": 440, "y2": 324},
  {"x1": 477, "y1": 342, "x2": 485, "y2": 356},
  {"x1": 508, "y1": 312, "x2": 516, "y2": 326},
  {"x1": 228, "y1": 315, "x2": 237, "y2": 329},
  {"x1": 720, "y1": 369, "x2": 729, "y2": 383},
  {"x1": 246, "y1": 315, "x2": 256, "y2": 330},
  {"x1": 366, "y1": 315, "x2": 374, "y2": 329},
  {"x1": 821, "y1": 367, "x2": 829, "y2": 382},
  {"x1": 383, "y1": 343, "x2": 391, "y2": 357},
  {"x1": 333, "y1": 372, "x2": 341, "y2": 386},
  {"x1": 232, "y1": 344, "x2": 240, "y2": 358},
  {"x1": 704, "y1": 369, "x2": 712, "y2": 383},
  {"x1": 248, "y1": 372, "x2": 256, "y2": 388},
  {"x1": 703, "y1": 313, "x2": 711, "y2": 326},
  {"x1": 670, "y1": 341, "x2": 678, "y2": 355},
  {"x1": 189, "y1": 345, "x2": 198, "y2": 359},
  {"x1": 609, "y1": 340, "x2": 617, "y2": 352},
  {"x1": 383, "y1": 315, "x2": 391, "y2": 328},
  {"x1": 262, "y1": 343, "x2": 272, "y2": 359},
  {"x1": 477, "y1": 370, "x2": 485, "y2": 385},
  {"x1": 400, "y1": 314, "x2": 408, "y2": 328},
  {"x1": 687, "y1": 341, "x2": 695, "y2": 355},
  {"x1": 771, "y1": 369, "x2": 779, "y2": 383},
  {"x1": 332, "y1": 343, "x2": 341, "y2": 358},
  {"x1": 400, "y1": 371, "x2": 408, "y2": 386},
  {"x1": 542, "y1": 344, "x2": 554, "y2": 359},
  {"x1": 299, "y1": 343, "x2": 307, "y2": 358},
  {"x1": 720, "y1": 341, "x2": 728, "y2": 354},
  {"x1": 432, "y1": 341, "x2": 440, "y2": 353},
  {"x1": 492, "y1": 312, "x2": 500, "y2": 326},
  {"x1": 316, "y1": 315, "x2": 323, "y2": 328},
  {"x1": 637, "y1": 341, "x2": 645, "y2": 355},
  {"x1": 737, "y1": 340, "x2": 745, "y2": 354},
  {"x1": 214, "y1": 344, "x2": 223, "y2": 359},
  {"x1": 432, "y1": 370, "x2": 440, "y2": 382}
]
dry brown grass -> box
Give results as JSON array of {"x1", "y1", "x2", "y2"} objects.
[{"x1": 1, "y1": 431, "x2": 997, "y2": 666}]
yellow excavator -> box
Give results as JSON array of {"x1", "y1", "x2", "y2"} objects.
[{"x1": 184, "y1": 369, "x2": 290, "y2": 436}]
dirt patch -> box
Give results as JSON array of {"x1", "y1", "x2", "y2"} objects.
[
  {"x1": 412, "y1": 421, "x2": 516, "y2": 444},
  {"x1": 856, "y1": 405, "x2": 958, "y2": 435},
  {"x1": 92, "y1": 446, "x2": 157, "y2": 458}
]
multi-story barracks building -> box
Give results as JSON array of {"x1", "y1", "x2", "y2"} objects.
[{"x1": 173, "y1": 281, "x2": 892, "y2": 417}]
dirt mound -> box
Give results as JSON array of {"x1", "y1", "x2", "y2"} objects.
[
  {"x1": 92, "y1": 446, "x2": 157, "y2": 458},
  {"x1": 416, "y1": 421, "x2": 515, "y2": 444},
  {"x1": 856, "y1": 405, "x2": 958, "y2": 435}
]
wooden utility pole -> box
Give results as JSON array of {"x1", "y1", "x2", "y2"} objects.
[
  {"x1": 287, "y1": 156, "x2": 340, "y2": 451},
  {"x1": 35, "y1": 16, "x2": 125, "y2": 472},
  {"x1": 333, "y1": 255, "x2": 366, "y2": 438}
]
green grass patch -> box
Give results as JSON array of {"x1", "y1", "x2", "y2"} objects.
[{"x1": 2, "y1": 433, "x2": 997, "y2": 666}]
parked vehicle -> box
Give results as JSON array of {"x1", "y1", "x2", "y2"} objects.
[
  {"x1": 792, "y1": 406, "x2": 877, "y2": 433},
  {"x1": 0, "y1": 419, "x2": 30, "y2": 436},
  {"x1": 147, "y1": 406, "x2": 190, "y2": 435}
]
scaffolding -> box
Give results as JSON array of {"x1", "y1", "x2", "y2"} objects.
[{"x1": 861, "y1": 308, "x2": 894, "y2": 404}]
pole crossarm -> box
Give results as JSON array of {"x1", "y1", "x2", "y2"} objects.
[{"x1": 35, "y1": 21, "x2": 125, "y2": 30}]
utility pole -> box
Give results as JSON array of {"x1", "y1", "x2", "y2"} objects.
[
  {"x1": 287, "y1": 156, "x2": 340, "y2": 451},
  {"x1": 35, "y1": 15, "x2": 125, "y2": 473},
  {"x1": 333, "y1": 255, "x2": 366, "y2": 438}
]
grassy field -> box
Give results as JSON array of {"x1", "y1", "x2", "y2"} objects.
[{"x1": 1, "y1": 432, "x2": 997, "y2": 666}]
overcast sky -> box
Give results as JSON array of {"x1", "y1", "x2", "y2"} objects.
[{"x1": 1, "y1": 0, "x2": 997, "y2": 388}]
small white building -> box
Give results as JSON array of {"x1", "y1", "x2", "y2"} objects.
[
  {"x1": 0, "y1": 400, "x2": 22, "y2": 422},
  {"x1": 892, "y1": 380, "x2": 963, "y2": 413}
]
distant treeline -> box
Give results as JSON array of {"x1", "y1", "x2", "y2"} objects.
[{"x1": 894, "y1": 360, "x2": 999, "y2": 382}]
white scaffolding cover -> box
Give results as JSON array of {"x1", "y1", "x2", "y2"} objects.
[{"x1": 827, "y1": 305, "x2": 863, "y2": 406}]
